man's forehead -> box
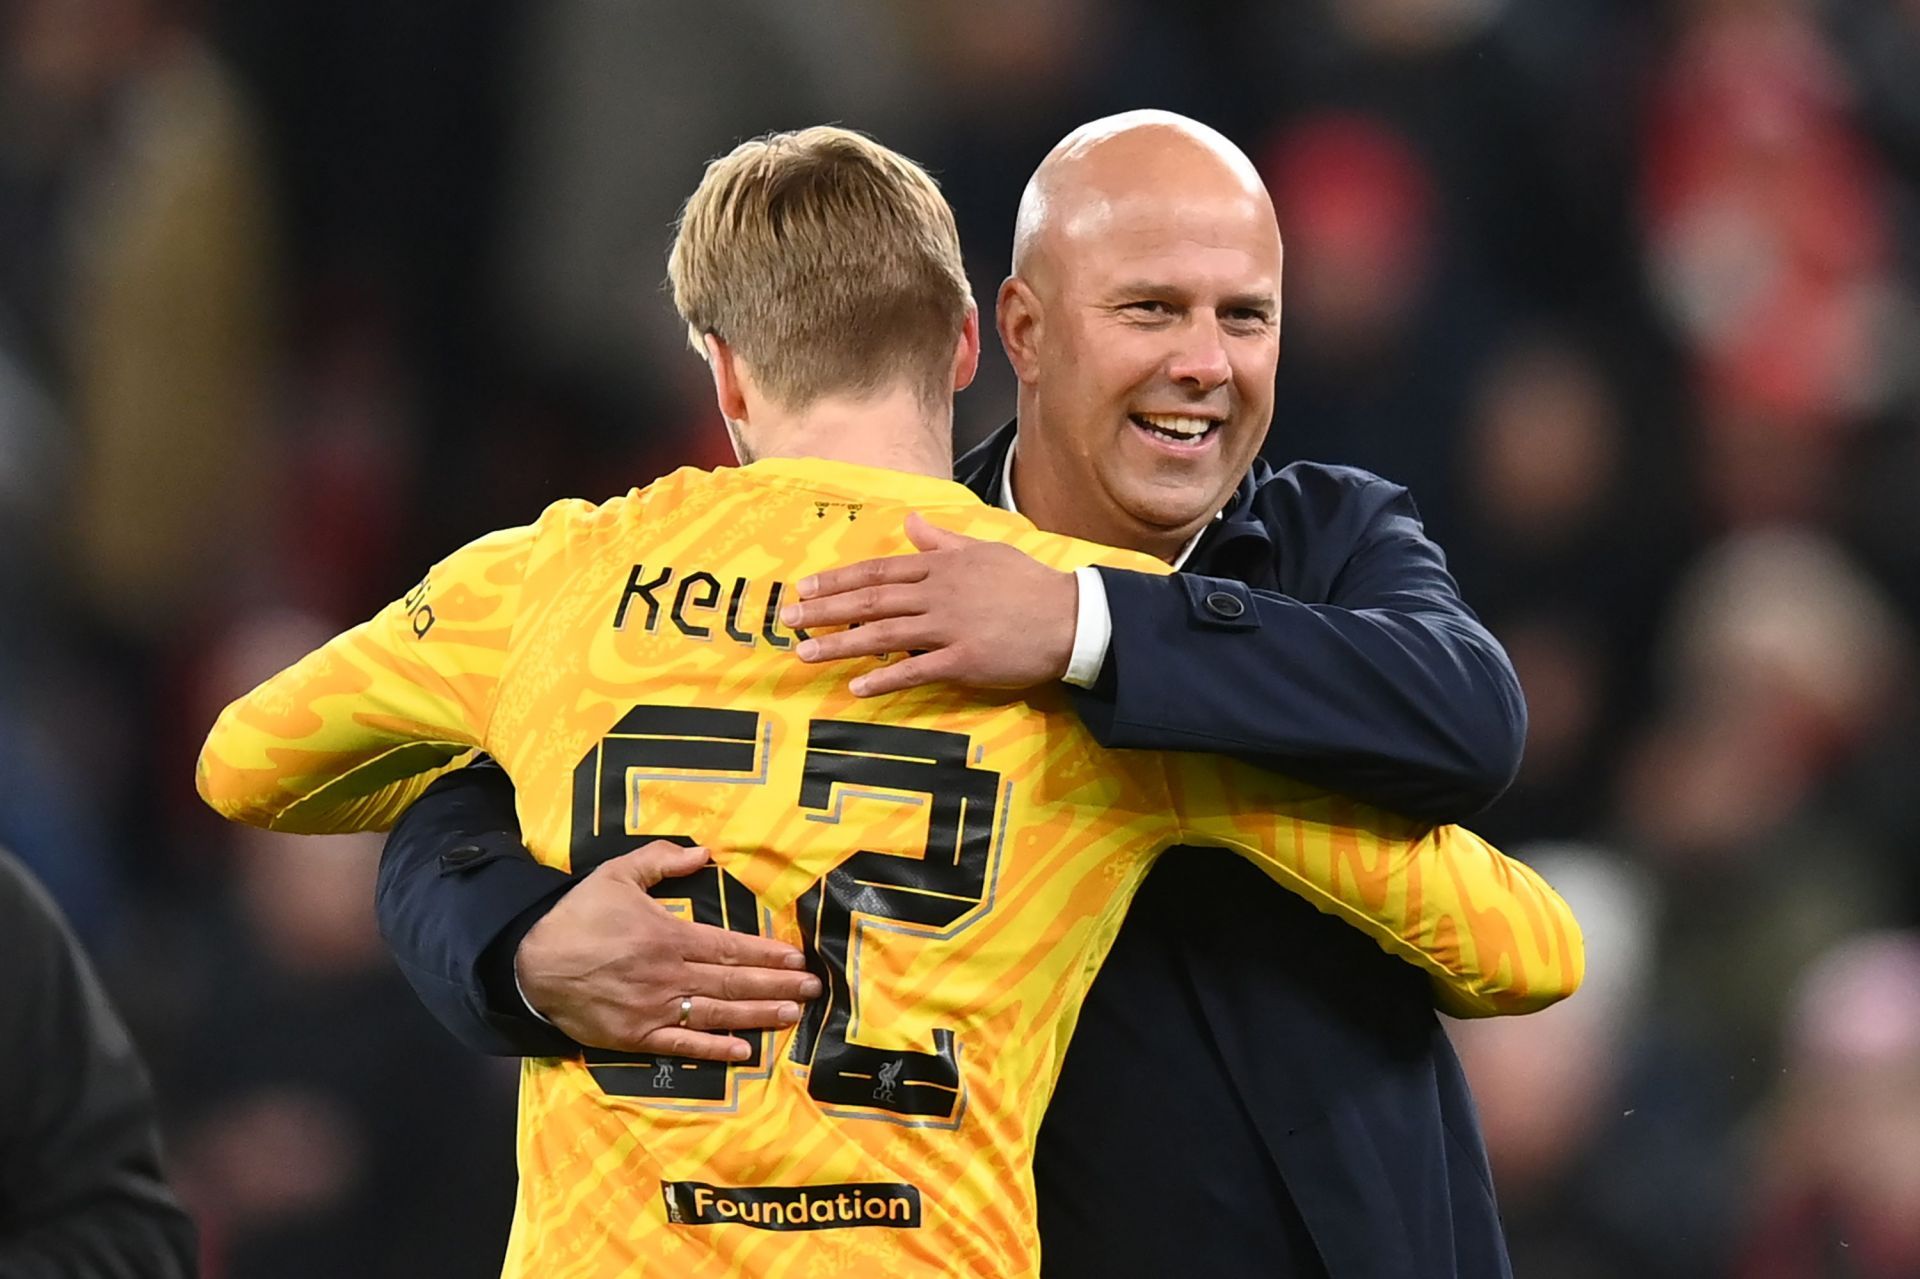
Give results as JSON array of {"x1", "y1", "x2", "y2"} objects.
[{"x1": 1061, "y1": 190, "x2": 1280, "y2": 285}]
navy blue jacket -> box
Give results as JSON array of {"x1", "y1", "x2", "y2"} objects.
[{"x1": 375, "y1": 422, "x2": 1526, "y2": 1278}]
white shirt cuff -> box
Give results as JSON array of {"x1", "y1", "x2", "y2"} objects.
[
  {"x1": 1064, "y1": 566, "x2": 1113, "y2": 689},
  {"x1": 515, "y1": 964, "x2": 555, "y2": 1025}
]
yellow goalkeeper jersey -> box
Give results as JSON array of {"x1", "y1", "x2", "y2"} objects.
[{"x1": 197, "y1": 457, "x2": 1583, "y2": 1279}]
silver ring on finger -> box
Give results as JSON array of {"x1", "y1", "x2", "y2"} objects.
[{"x1": 677, "y1": 995, "x2": 695, "y2": 1029}]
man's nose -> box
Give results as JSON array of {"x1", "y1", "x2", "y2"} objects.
[{"x1": 1167, "y1": 313, "x2": 1232, "y2": 389}]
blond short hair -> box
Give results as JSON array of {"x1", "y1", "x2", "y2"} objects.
[{"x1": 668, "y1": 127, "x2": 971, "y2": 410}]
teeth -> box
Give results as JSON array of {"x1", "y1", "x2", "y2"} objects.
[{"x1": 1136, "y1": 413, "x2": 1217, "y2": 439}]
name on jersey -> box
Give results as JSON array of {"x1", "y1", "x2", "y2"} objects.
[
  {"x1": 662, "y1": 1180, "x2": 921, "y2": 1231},
  {"x1": 612, "y1": 563, "x2": 811, "y2": 649}
]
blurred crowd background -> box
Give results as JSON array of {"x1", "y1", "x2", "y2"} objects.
[{"x1": 1, "y1": 0, "x2": 1917, "y2": 1275}]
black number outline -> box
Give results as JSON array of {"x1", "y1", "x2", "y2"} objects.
[
  {"x1": 789, "y1": 720, "x2": 1006, "y2": 1125},
  {"x1": 565, "y1": 706, "x2": 1007, "y2": 1125},
  {"x1": 567, "y1": 704, "x2": 775, "y2": 1110}
]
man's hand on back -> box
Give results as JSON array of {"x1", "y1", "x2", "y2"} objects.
[
  {"x1": 781, "y1": 513, "x2": 1079, "y2": 697},
  {"x1": 515, "y1": 842, "x2": 822, "y2": 1060}
]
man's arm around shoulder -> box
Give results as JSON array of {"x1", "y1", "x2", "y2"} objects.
[{"x1": 1079, "y1": 463, "x2": 1526, "y2": 821}]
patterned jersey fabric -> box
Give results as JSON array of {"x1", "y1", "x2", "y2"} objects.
[{"x1": 198, "y1": 457, "x2": 1583, "y2": 1279}]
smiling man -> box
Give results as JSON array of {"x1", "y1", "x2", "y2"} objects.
[
  {"x1": 1004, "y1": 113, "x2": 1281, "y2": 556},
  {"x1": 375, "y1": 112, "x2": 1530, "y2": 1278}
]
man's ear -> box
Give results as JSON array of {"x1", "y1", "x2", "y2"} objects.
[
  {"x1": 996, "y1": 276, "x2": 1042, "y2": 385},
  {"x1": 951, "y1": 303, "x2": 982, "y2": 393},
  {"x1": 702, "y1": 332, "x2": 749, "y2": 423}
]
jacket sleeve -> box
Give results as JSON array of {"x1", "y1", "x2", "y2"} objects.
[
  {"x1": 375, "y1": 758, "x2": 580, "y2": 1057},
  {"x1": 0, "y1": 852, "x2": 199, "y2": 1277},
  {"x1": 1073, "y1": 472, "x2": 1526, "y2": 821}
]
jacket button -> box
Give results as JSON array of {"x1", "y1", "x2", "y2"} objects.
[
  {"x1": 440, "y1": 844, "x2": 488, "y2": 871},
  {"x1": 1204, "y1": 590, "x2": 1246, "y2": 620}
]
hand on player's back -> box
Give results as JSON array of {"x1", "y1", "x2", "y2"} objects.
[
  {"x1": 782, "y1": 513, "x2": 1079, "y2": 696},
  {"x1": 515, "y1": 842, "x2": 822, "y2": 1061}
]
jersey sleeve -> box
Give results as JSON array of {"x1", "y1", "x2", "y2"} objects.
[
  {"x1": 1163, "y1": 756, "x2": 1584, "y2": 1018},
  {"x1": 195, "y1": 522, "x2": 535, "y2": 834}
]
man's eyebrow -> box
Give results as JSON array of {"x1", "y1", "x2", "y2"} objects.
[
  {"x1": 1220, "y1": 290, "x2": 1279, "y2": 313},
  {"x1": 1106, "y1": 281, "x2": 1277, "y2": 312}
]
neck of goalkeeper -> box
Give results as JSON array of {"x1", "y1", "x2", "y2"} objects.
[{"x1": 735, "y1": 382, "x2": 956, "y2": 481}]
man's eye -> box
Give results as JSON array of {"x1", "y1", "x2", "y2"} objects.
[{"x1": 1124, "y1": 301, "x2": 1173, "y2": 316}]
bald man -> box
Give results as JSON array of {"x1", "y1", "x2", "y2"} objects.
[{"x1": 377, "y1": 113, "x2": 1526, "y2": 1278}]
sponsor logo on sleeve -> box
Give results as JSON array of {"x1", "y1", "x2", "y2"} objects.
[{"x1": 403, "y1": 575, "x2": 435, "y2": 637}]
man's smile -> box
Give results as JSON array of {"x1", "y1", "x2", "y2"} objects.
[{"x1": 1129, "y1": 411, "x2": 1225, "y2": 452}]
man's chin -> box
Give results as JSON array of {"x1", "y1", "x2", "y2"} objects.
[{"x1": 1116, "y1": 489, "x2": 1224, "y2": 547}]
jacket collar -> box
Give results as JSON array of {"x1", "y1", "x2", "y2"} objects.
[{"x1": 954, "y1": 420, "x2": 1018, "y2": 502}]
